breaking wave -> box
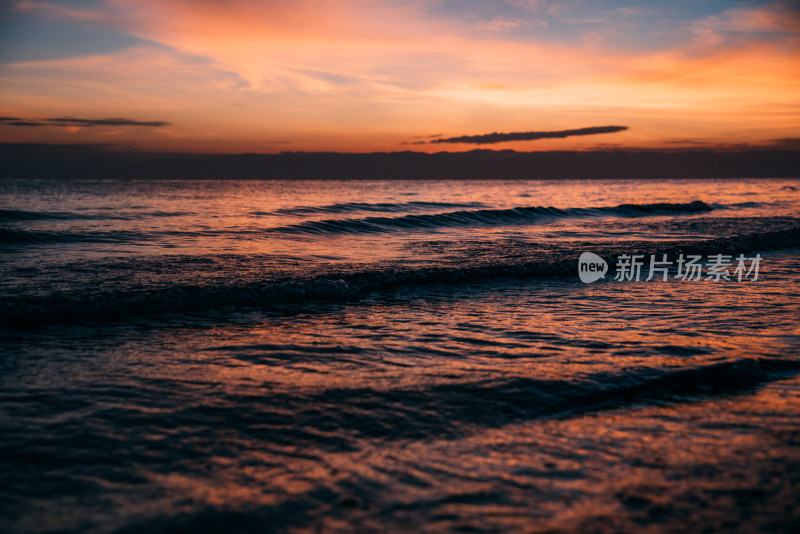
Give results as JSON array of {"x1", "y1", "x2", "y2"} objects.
[
  {"x1": 2, "y1": 225, "x2": 798, "y2": 327},
  {"x1": 269, "y1": 201, "x2": 714, "y2": 235},
  {"x1": 268, "y1": 200, "x2": 488, "y2": 215}
]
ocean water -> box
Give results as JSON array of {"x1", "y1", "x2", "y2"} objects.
[{"x1": 1, "y1": 178, "x2": 799, "y2": 533}]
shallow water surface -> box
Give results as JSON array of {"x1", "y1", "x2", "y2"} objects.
[{"x1": 1, "y1": 178, "x2": 799, "y2": 532}]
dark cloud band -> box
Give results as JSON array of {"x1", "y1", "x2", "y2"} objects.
[
  {"x1": 430, "y1": 125, "x2": 628, "y2": 144},
  {"x1": 0, "y1": 116, "x2": 171, "y2": 128}
]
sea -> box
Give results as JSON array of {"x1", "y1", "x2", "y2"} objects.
[{"x1": 1, "y1": 177, "x2": 799, "y2": 533}]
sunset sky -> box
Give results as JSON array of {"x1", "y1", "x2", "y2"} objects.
[{"x1": 1, "y1": 0, "x2": 798, "y2": 153}]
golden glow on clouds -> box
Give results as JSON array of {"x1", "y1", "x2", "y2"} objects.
[{"x1": 0, "y1": 0, "x2": 798, "y2": 152}]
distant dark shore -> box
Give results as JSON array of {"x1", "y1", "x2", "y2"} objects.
[{"x1": 2, "y1": 143, "x2": 799, "y2": 180}]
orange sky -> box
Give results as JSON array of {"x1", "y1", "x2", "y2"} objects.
[{"x1": 0, "y1": 0, "x2": 798, "y2": 152}]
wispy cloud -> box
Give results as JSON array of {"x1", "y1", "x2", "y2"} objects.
[
  {"x1": 1, "y1": 1, "x2": 798, "y2": 152},
  {"x1": 689, "y1": 2, "x2": 800, "y2": 46},
  {"x1": 430, "y1": 126, "x2": 628, "y2": 145}
]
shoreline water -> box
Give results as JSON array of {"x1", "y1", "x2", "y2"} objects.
[{"x1": 1, "y1": 177, "x2": 799, "y2": 532}]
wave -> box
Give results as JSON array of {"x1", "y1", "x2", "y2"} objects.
[
  {"x1": 0, "y1": 227, "x2": 228, "y2": 245},
  {"x1": 710, "y1": 201, "x2": 766, "y2": 210},
  {"x1": 0, "y1": 228, "x2": 93, "y2": 244},
  {"x1": 0, "y1": 209, "x2": 78, "y2": 221},
  {"x1": 269, "y1": 201, "x2": 714, "y2": 235},
  {"x1": 267, "y1": 201, "x2": 488, "y2": 215},
  {"x1": 0, "y1": 228, "x2": 147, "y2": 244},
  {"x1": 0, "y1": 201, "x2": 715, "y2": 245},
  {"x1": 0, "y1": 208, "x2": 186, "y2": 222},
  {"x1": 274, "y1": 357, "x2": 800, "y2": 442},
  {"x1": 40, "y1": 356, "x2": 794, "y2": 450},
  {"x1": 2, "y1": 225, "x2": 798, "y2": 327}
]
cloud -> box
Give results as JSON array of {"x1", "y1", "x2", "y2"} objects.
[
  {"x1": 47, "y1": 117, "x2": 171, "y2": 127},
  {"x1": 768, "y1": 137, "x2": 800, "y2": 149},
  {"x1": 689, "y1": 2, "x2": 800, "y2": 47},
  {"x1": 0, "y1": 116, "x2": 171, "y2": 127},
  {"x1": 12, "y1": 0, "x2": 118, "y2": 23},
  {"x1": 664, "y1": 138, "x2": 710, "y2": 146},
  {"x1": 430, "y1": 125, "x2": 628, "y2": 145},
  {"x1": 0, "y1": 117, "x2": 45, "y2": 126},
  {"x1": 2, "y1": 1, "x2": 798, "y2": 152}
]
